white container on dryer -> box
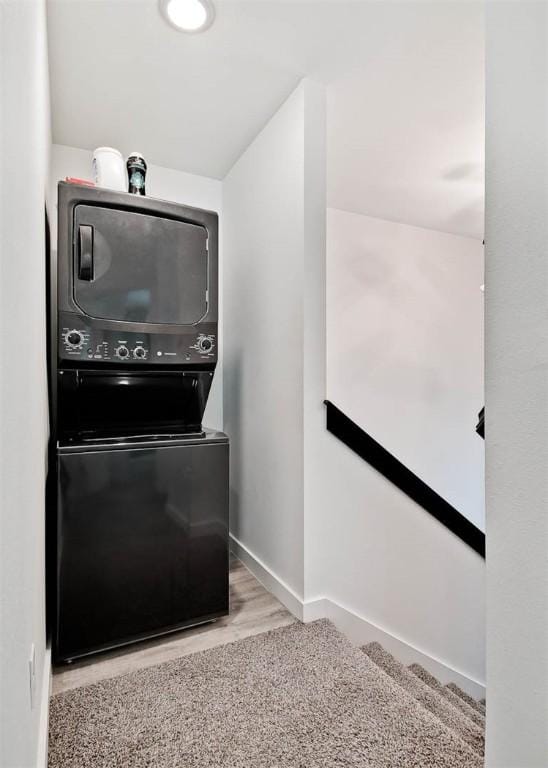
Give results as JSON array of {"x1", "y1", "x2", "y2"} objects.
[{"x1": 92, "y1": 147, "x2": 126, "y2": 192}]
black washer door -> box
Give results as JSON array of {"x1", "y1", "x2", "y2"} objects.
[{"x1": 73, "y1": 205, "x2": 208, "y2": 325}]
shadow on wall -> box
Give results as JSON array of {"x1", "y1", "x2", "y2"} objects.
[
  {"x1": 444, "y1": 197, "x2": 484, "y2": 238},
  {"x1": 442, "y1": 162, "x2": 483, "y2": 183},
  {"x1": 440, "y1": 162, "x2": 484, "y2": 237}
]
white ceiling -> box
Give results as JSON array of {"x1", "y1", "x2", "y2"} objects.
[{"x1": 48, "y1": 0, "x2": 484, "y2": 238}]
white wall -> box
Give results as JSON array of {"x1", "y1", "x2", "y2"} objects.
[
  {"x1": 0, "y1": 1, "x2": 50, "y2": 765},
  {"x1": 307, "y1": 430, "x2": 486, "y2": 688},
  {"x1": 305, "y1": 212, "x2": 485, "y2": 690},
  {"x1": 223, "y1": 80, "x2": 325, "y2": 600},
  {"x1": 302, "y1": 209, "x2": 486, "y2": 691},
  {"x1": 327, "y1": 208, "x2": 484, "y2": 529},
  {"x1": 485, "y1": 2, "x2": 548, "y2": 765},
  {"x1": 49, "y1": 144, "x2": 224, "y2": 430},
  {"x1": 223, "y1": 78, "x2": 485, "y2": 692}
]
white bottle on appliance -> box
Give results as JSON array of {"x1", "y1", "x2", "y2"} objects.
[{"x1": 92, "y1": 147, "x2": 126, "y2": 192}]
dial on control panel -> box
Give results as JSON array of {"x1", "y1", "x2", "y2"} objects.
[
  {"x1": 198, "y1": 337, "x2": 213, "y2": 353},
  {"x1": 115, "y1": 345, "x2": 129, "y2": 360},
  {"x1": 133, "y1": 346, "x2": 146, "y2": 359},
  {"x1": 64, "y1": 330, "x2": 83, "y2": 349}
]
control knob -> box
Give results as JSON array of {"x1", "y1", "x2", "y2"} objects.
[
  {"x1": 65, "y1": 330, "x2": 83, "y2": 349},
  {"x1": 115, "y1": 345, "x2": 129, "y2": 360},
  {"x1": 198, "y1": 337, "x2": 213, "y2": 353},
  {"x1": 133, "y1": 346, "x2": 146, "y2": 359}
]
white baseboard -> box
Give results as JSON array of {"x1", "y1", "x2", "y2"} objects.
[
  {"x1": 230, "y1": 534, "x2": 305, "y2": 619},
  {"x1": 230, "y1": 535, "x2": 485, "y2": 700},
  {"x1": 303, "y1": 596, "x2": 485, "y2": 700},
  {"x1": 36, "y1": 645, "x2": 51, "y2": 768}
]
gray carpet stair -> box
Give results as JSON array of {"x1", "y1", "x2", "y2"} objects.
[
  {"x1": 49, "y1": 621, "x2": 486, "y2": 767},
  {"x1": 408, "y1": 663, "x2": 484, "y2": 728},
  {"x1": 362, "y1": 642, "x2": 485, "y2": 757},
  {"x1": 446, "y1": 681, "x2": 486, "y2": 716}
]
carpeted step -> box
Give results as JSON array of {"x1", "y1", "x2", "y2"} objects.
[
  {"x1": 446, "y1": 682, "x2": 486, "y2": 716},
  {"x1": 362, "y1": 642, "x2": 484, "y2": 757},
  {"x1": 408, "y1": 664, "x2": 484, "y2": 728},
  {"x1": 48, "y1": 619, "x2": 484, "y2": 768}
]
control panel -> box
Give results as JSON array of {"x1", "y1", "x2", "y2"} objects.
[{"x1": 58, "y1": 317, "x2": 217, "y2": 365}]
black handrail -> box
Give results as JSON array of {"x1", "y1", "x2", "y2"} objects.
[
  {"x1": 476, "y1": 407, "x2": 485, "y2": 439},
  {"x1": 324, "y1": 401, "x2": 485, "y2": 558}
]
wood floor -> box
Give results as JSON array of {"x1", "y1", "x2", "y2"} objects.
[{"x1": 52, "y1": 558, "x2": 296, "y2": 695}]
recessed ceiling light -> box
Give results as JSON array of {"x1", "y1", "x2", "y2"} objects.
[{"x1": 160, "y1": 0, "x2": 215, "y2": 33}]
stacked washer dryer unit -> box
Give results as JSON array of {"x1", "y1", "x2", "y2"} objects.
[{"x1": 50, "y1": 182, "x2": 228, "y2": 664}]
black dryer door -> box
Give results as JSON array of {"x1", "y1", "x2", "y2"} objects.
[{"x1": 73, "y1": 205, "x2": 208, "y2": 325}]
